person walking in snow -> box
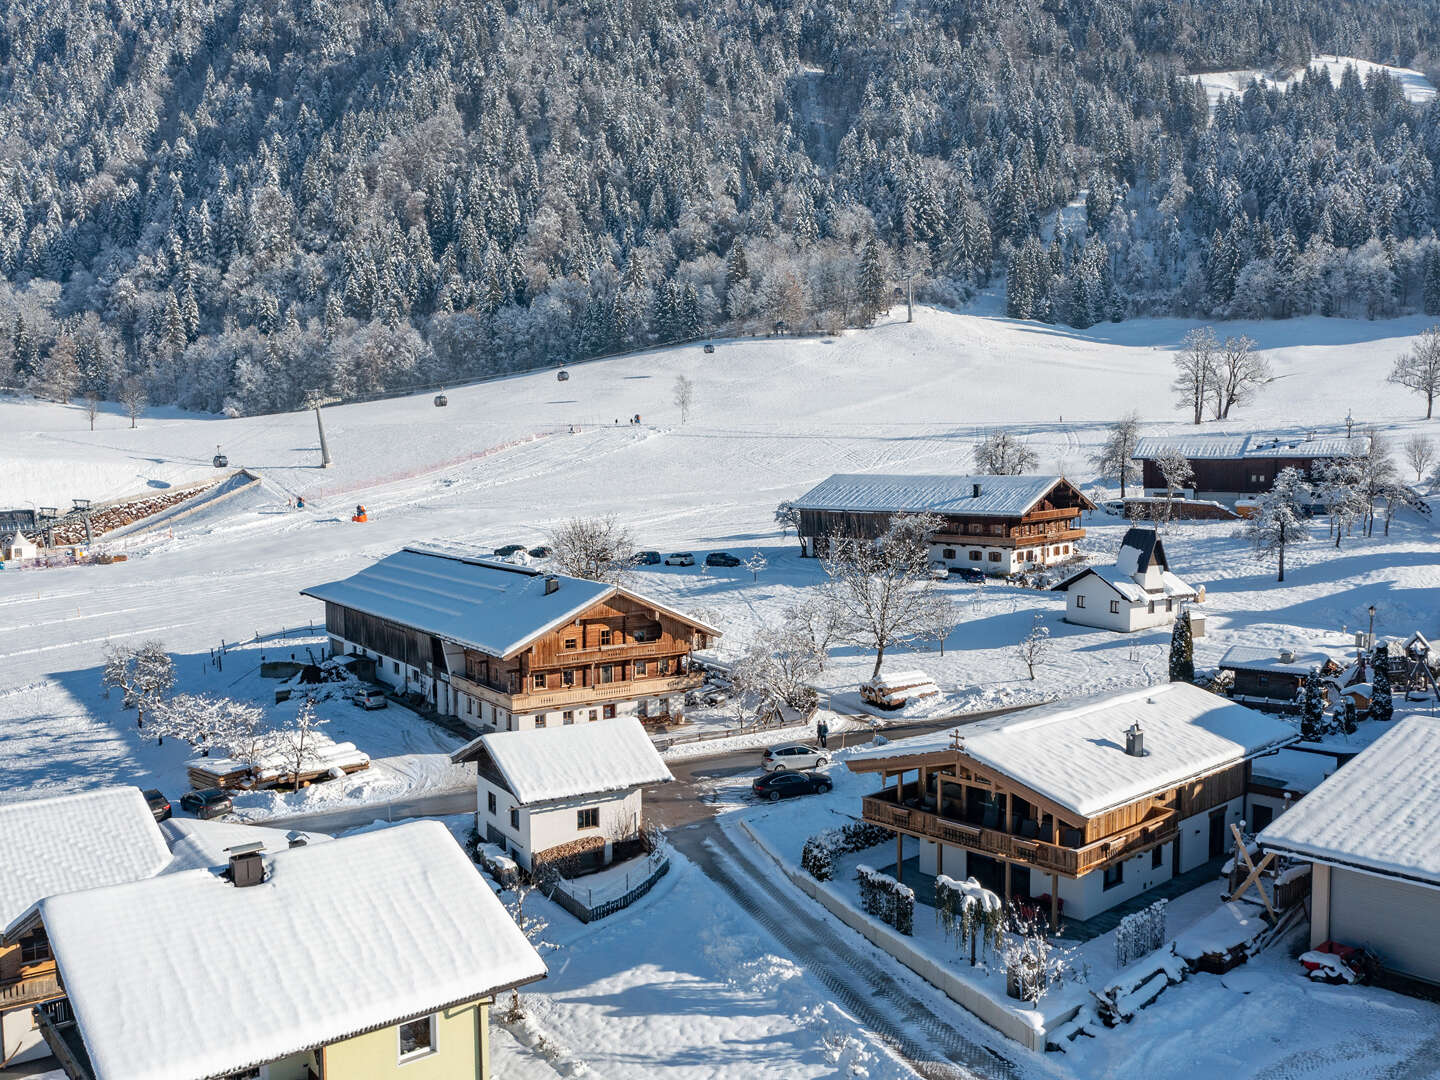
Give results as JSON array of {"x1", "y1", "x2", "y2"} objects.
[{"x1": 817, "y1": 717, "x2": 829, "y2": 749}]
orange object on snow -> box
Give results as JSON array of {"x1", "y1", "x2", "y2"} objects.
[{"x1": 352, "y1": 504, "x2": 368, "y2": 523}]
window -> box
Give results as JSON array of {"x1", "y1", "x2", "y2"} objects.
[
  {"x1": 535, "y1": 714, "x2": 547, "y2": 728},
  {"x1": 633, "y1": 624, "x2": 661, "y2": 642},
  {"x1": 1166, "y1": 598, "x2": 1173, "y2": 612},
  {"x1": 1103, "y1": 863, "x2": 1124, "y2": 891},
  {"x1": 600, "y1": 664, "x2": 614, "y2": 684},
  {"x1": 392, "y1": 661, "x2": 400, "y2": 674},
  {"x1": 577, "y1": 807, "x2": 599, "y2": 829},
  {"x1": 398, "y1": 1015, "x2": 435, "y2": 1061},
  {"x1": 969, "y1": 523, "x2": 981, "y2": 534},
  {"x1": 1147, "y1": 601, "x2": 1156, "y2": 614},
  {"x1": 599, "y1": 629, "x2": 612, "y2": 646},
  {"x1": 510, "y1": 807, "x2": 520, "y2": 829},
  {"x1": 19, "y1": 930, "x2": 50, "y2": 965},
  {"x1": 1151, "y1": 846, "x2": 1164, "y2": 869},
  {"x1": 564, "y1": 637, "x2": 577, "y2": 650},
  {"x1": 987, "y1": 551, "x2": 1001, "y2": 562},
  {"x1": 969, "y1": 550, "x2": 982, "y2": 561},
  {"x1": 562, "y1": 668, "x2": 576, "y2": 686},
  {"x1": 659, "y1": 658, "x2": 671, "y2": 675},
  {"x1": 603, "y1": 704, "x2": 616, "y2": 719},
  {"x1": 1251, "y1": 804, "x2": 1274, "y2": 831},
  {"x1": 990, "y1": 524, "x2": 1004, "y2": 536},
  {"x1": 1109, "y1": 600, "x2": 1121, "y2": 614},
  {"x1": 635, "y1": 660, "x2": 648, "y2": 677},
  {"x1": 532, "y1": 673, "x2": 546, "y2": 690},
  {"x1": 563, "y1": 710, "x2": 575, "y2": 724},
  {"x1": 942, "y1": 547, "x2": 956, "y2": 559},
  {"x1": 487, "y1": 792, "x2": 497, "y2": 815},
  {"x1": 588, "y1": 709, "x2": 599, "y2": 721},
  {"x1": 1075, "y1": 595, "x2": 1086, "y2": 609}
]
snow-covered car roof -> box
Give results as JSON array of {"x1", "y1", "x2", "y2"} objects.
[
  {"x1": 40, "y1": 820, "x2": 546, "y2": 1080},
  {"x1": 453, "y1": 717, "x2": 674, "y2": 804},
  {"x1": 1259, "y1": 715, "x2": 1440, "y2": 887},
  {"x1": 848, "y1": 683, "x2": 1296, "y2": 819},
  {"x1": 301, "y1": 547, "x2": 718, "y2": 659},
  {"x1": 0, "y1": 786, "x2": 173, "y2": 939},
  {"x1": 1218, "y1": 645, "x2": 1334, "y2": 676},
  {"x1": 790, "y1": 473, "x2": 1084, "y2": 518}
]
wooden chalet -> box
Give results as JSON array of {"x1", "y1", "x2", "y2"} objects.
[
  {"x1": 303, "y1": 548, "x2": 720, "y2": 732},
  {"x1": 1218, "y1": 646, "x2": 1338, "y2": 713},
  {"x1": 790, "y1": 473, "x2": 1094, "y2": 575},
  {"x1": 1133, "y1": 433, "x2": 1366, "y2": 501},
  {"x1": 846, "y1": 684, "x2": 1296, "y2": 924}
]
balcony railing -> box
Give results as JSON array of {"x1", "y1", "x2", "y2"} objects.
[
  {"x1": 452, "y1": 673, "x2": 703, "y2": 711},
  {"x1": 862, "y1": 796, "x2": 1177, "y2": 879},
  {"x1": 0, "y1": 970, "x2": 62, "y2": 1008},
  {"x1": 932, "y1": 528, "x2": 1085, "y2": 549}
]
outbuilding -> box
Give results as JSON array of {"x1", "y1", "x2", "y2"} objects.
[
  {"x1": 1218, "y1": 646, "x2": 1337, "y2": 711},
  {"x1": 0, "y1": 532, "x2": 38, "y2": 561},
  {"x1": 1259, "y1": 716, "x2": 1440, "y2": 986},
  {"x1": 1053, "y1": 528, "x2": 1198, "y2": 632}
]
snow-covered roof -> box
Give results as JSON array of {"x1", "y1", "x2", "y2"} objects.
[
  {"x1": 1132, "y1": 434, "x2": 1366, "y2": 461},
  {"x1": 1259, "y1": 715, "x2": 1440, "y2": 887},
  {"x1": 1062, "y1": 565, "x2": 1195, "y2": 603},
  {"x1": 1219, "y1": 645, "x2": 1333, "y2": 676},
  {"x1": 454, "y1": 717, "x2": 674, "y2": 804},
  {"x1": 1115, "y1": 528, "x2": 1165, "y2": 574},
  {"x1": 41, "y1": 820, "x2": 546, "y2": 1080},
  {"x1": 0, "y1": 787, "x2": 173, "y2": 938},
  {"x1": 302, "y1": 547, "x2": 717, "y2": 659},
  {"x1": 159, "y1": 817, "x2": 330, "y2": 872},
  {"x1": 848, "y1": 683, "x2": 1295, "y2": 819},
  {"x1": 791, "y1": 473, "x2": 1079, "y2": 518},
  {"x1": 1248, "y1": 748, "x2": 1336, "y2": 794},
  {"x1": 865, "y1": 670, "x2": 937, "y2": 690}
]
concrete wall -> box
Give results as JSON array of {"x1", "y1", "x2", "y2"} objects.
[
  {"x1": 476, "y1": 776, "x2": 641, "y2": 870},
  {"x1": 1, "y1": 1005, "x2": 47, "y2": 1066},
  {"x1": 322, "y1": 1000, "x2": 488, "y2": 1079}
]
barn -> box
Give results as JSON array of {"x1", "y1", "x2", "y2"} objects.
[{"x1": 1133, "y1": 433, "x2": 1366, "y2": 503}]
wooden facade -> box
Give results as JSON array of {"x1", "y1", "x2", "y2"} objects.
[
  {"x1": 1139, "y1": 453, "x2": 1333, "y2": 497},
  {"x1": 0, "y1": 933, "x2": 60, "y2": 1014}
]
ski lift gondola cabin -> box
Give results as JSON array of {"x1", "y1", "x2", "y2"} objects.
[
  {"x1": 213, "y1": 445, "x2": 229, "y2": 468},
  {"x1": 556, "y1": 369, "x2": 570, "y2": 382},
  {"x1": 703, "y1": 343, "x2": 716, "y2": 354},
  {"x1": 434, "y1": 392, "x2": 448, "y2": 407}
]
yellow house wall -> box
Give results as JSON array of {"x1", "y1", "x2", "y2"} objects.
[{"x1": 320, "y1": 999, "x2": 489, "y2": 1079}]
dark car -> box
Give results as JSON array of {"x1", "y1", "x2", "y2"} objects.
[
  {"x1": 752, "y1": 771, "x2": 832, "y2": 802},
  {"x1": 635, "y1": 550, "x2": 662, "y2": 565},
  {"x1": 528, "y1": 546, "x2": 553, "y2": 559},
  {"x1": 493, "y1": 544, "x2": 526, "y2": 557},
  {"x1": 180, "y1": 788, "x2": 234, "y2": 820},
  {"x1": 142, "y1": 788, "x2": 172, "y2": 822},
  {"x1": 956, "y1": 567, "x2": 987, "y2": 583},
  {"x1": 705, "y1": 552, "x2": 742, "y2": 567}
]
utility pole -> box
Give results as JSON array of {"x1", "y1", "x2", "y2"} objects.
[
  {"x1": 305, "y1": 391, "x2": 339, "y2": 469},
  {"x1": 907, "y1": 271, "x2": 914, "y2": 323}
]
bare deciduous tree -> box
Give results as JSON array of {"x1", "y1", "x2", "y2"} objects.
[
  {"x1": 1155, "y1": 451, "x2": 1194, "y2": 521},
  {"x1": 86, "y1": 390, "x2": 101, "y2": 431},
  {"x1": 1389, "y1": 326, "x2": 1440, "y2": 419},
  {"x1": 274, "y1": 698, "x2": 330, "y2": 791},
  {"x1": 975, "y1": 430, "x2": 1039, "y2": 475},
  {"x1": 1246, "y1": 467, "x2": 1311, "y2": 582},
  {"x1": 673, "y1": 375, "x2": 694, "y2": 424},
  {"x1": 101, "y1": 640, "x2": 175, "y2": 727},
  {"x1": 774, "y1": 500, "x2": 802, "y2": 551},
  {"x1": 1209, "y1": 335, "x2": 1269, "y2": 419},
  {"x1": 120, "y1": 377, "x2": 147, "y2": 429},
  {"x1": 547, "y1": 516, "x2": 637, "y2": 584},
  {"x1": 150, "y1": 693, "x2": 269, "y2": 755},
  {"x1": 820, "y1": 512, "x2": 954, "y2": 679},
  {"x1": 729, "y1": 623, "x2": 823, "y2": 718},
  {"x1": 785, "y1": 595, "x2": 843, "y2": 670},
  {"x1": 1403, "y1": 434, "x2": 1434, "y2": 482},
  {"x1": 1090, "y1": 411, "x2": 1143, "y2": 498},
  {"x1": 1172, "y1": 326, "x2": 1218, "y2": 425},
  {"x1": 1014, "y1": 614, "x2": 1052, "y2": 679},
  {"x1": 745, "y1": 549, "x2": 767, "y2": 582}
]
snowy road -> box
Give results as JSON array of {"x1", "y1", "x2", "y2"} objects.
[{"x1": 669, "y1": 819, "x2": 1056, "y2": 1080}]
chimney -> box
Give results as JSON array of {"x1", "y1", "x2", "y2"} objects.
[
  {"x1": 1278, "y1": 649, "x2": 1295, "y2": 664},
  {"x1": 225, "y1": 842, "x2": 266, "y2": 887},
  {"x1": 972, "y1": 483, "x2": 983, "y2": 499},
  {"x1": 285, "y1": 831, "x2": 308, "y2": 849},
  {"x1": 1125, "y1": 721, "x2": 1146, "y2": 758},
  {"x1": 544, "y1": 576, "x2": 559, "y2": 595}
]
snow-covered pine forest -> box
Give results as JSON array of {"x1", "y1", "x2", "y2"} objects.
[{"x1": 3, "y1": 0, "x2": 1440, "y2": 415}]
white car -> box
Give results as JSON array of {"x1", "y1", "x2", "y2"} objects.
[
  {"x1": 664, "y1": 552, "x2": 695, "y2": 566},
  {"x1": 352, "y1": 688, "x2": 388, "y2": 710},
  {"x1": 761, "y1": 744, "x2": 828, "y2": 772},
  {"x1": 928, "y1": 561, "x2": 950, "y2": 580}
]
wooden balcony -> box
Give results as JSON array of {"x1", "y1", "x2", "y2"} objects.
[
  {"x1": 932, "y1": 528, "x2": 1085, "y2": 549},
  {"x1": 862, "y1": 796, "x2": 1177, "y2": 879},
  {"x1": 37, "y1": 998, "x2": 93, "y2": 1080},
  {"x1": 0, "y1": 970, "x2": 62, "y2": 1009},
  {"x1": 451, "y1": 672, "x2": 703, "y2": 712}
]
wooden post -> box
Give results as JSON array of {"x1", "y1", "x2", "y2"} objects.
[
  {"x1": 1003, "y1": 860, "x2": 1011, "y2": 902},
  {"x1": 1050, "y1": 874, "x2": 1059, "y2": 928},
  {"x1": 937, "y1": 843, "x2": 944, "y2": 877},
  {"x1": 896, "y1": 832, "x2": 904, "y2": 879}
]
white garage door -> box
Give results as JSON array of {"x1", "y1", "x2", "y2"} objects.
[{"x1": 1330, "y1": 867, "x2": 1440, "y2": 984}]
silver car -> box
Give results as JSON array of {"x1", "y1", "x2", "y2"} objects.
[
  {"x1": 761, "y1": 744, "x2": 827, "y2": 772},
  {"x1": 664, "y1": 552, "x2": 695, "y2": 566}
]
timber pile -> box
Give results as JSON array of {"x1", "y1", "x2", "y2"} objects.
[{"x1": 44, "y1": 482, "x2": 219, "y2": 545}]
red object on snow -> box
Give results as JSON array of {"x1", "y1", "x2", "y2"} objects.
[{"x1": 1301, "y1": 940, "x2": 1360, "y2": 974}]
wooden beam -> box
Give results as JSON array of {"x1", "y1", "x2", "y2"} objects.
[
  {"x1": 937, "y1": 842, "x2": 944, "y2": 877},
  {"x1": 1004, "y1": 860, "x2": 1012, "y2": 901},
  {"x1": 896, "y1": 832, "x2": 904, "y2": 879},
  {"x1": 1050, "y1": 874, "x2": 1059, "y2": 928}
]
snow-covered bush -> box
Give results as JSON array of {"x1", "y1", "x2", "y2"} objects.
[
  {"x1": 856, "y1": 864, "x2": 914, "y2": 935},
  {"x1": 1114, "y1": 899, "x2": 1168, "y2": 968},
  {"x1": 800, "y1": 821, "x2": 891, "y2": 881},
  {"x1": 935, "y1": 875, "x2": 1004, "y2": 965}
]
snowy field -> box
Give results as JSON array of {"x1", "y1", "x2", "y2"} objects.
[
  {"x1": 2, "y1": 305, "x2": 1437, "y2": 808},
  {"x1": 1195, "y1": 53, "x2": 1438, "y2": 110}
]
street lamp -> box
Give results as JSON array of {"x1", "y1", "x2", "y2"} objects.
[
  {"x1": 1345, "y1": 410, "x2": 1354, "y2": 438},
  {"x1": 1368, "y1": 604, "x2": 1376, "y2": 650}
]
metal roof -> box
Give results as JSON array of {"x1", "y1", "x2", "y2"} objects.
[
  {"x1": 1132, "y1": 434, "x2": 1367, "y2": 461},
  {"x1": 791, "y1": 473, "x2": 1076, "y2": 518}
]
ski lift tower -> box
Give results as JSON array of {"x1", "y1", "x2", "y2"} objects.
[
  {"x1": 304, "y1": 390, "x2": 340, "y2": 469},
  {"x1": 71, "y1": 499, "x2": 94, "y2": 546}
]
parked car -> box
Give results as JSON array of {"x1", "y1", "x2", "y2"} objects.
[
  {"x1": 752, "y1": 771, "x2": 832, "y2": 801},
  {"x1": 493, "y1": 544, "x2": 526, "y2": 557},
  {"x1": 955, "y1": 567, "x2": 986, "y2": 583},
  {"x1": 636, "y1": 550, "x2": 662, "y2": 565},
  {"x1": 928, "y1": 561, "x2": 951, "y2": 580},
  {"x1": 142, "y1": 788, "x2": 172, "y2": 822},
  {"x1": 528, "y1": 545, "x2": 553, "y2": 559},
  {"x1": 180, "y1": 788, "x2": 233, "y2": 820},
  {"x1": 664, "y1": 552, "x2": 695, "y2": 566},
  {"x1": 1101, "y1": 499, "x2": 1127, "y2": 516},
  {"x1": 352, "y1": 687, "x2": 388, "y2": 710},
  {"x1": 761, "y1": 744, "x2": 828, "y2": 771},
  {"x1": 705, "y1": 551, "x2": 741, "y2": 567}
]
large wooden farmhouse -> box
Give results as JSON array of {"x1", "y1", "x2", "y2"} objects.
[
  {"x1": 790, "y1": 474, "x2": 1094, "y2": 575},
  {"x1": 303, "y1": 548, "x2": 720, "y2": 732},
  {"x1": 846, "y1": 684, "x2": 1296, "y2": 924},
  {"x1": 1133, "y1": 433, "x2": 1366, "y2": 502}
]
